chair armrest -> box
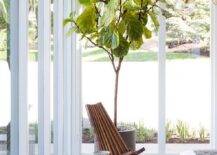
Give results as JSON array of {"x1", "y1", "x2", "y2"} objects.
[
  {"x1": 131, "y1": 147, "x2": 145, "y2": 155},
  {"x1": 122, "y1": 147, "x2": 145, "y2": 155}
]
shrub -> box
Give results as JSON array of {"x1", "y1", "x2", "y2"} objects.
[
  {"x1": 135, "y1": 123, "x2": 156, "y2": 143},
  {"x1": 82, "y1": 128, "x2": 94, "y2": 143},
  {"x1": 166, "y1": 121, "x2": 175, "y2": 142},
  {"x1": 176, "y1": 120, "x2": 190, "y2": 141},
  {"x1": 198, "y1": 126, "x2": 208, "y2": 142}
]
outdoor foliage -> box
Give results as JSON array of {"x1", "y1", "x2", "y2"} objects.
[
  {"x1": 135, "y1": 122, "x2": 156, "y2": 143},
  {"x1": 176, "y1": 120, "x2": 190, "y2": 141},
  {"x1": 0, "y1": 0, "x2": 8, "y2": 24},
  {"x1": 0, "y1": 120, "x2": 210, "y2": 144},
  {"x1": 165, "y1": 0, "x2": 210, "y2": 45},
  {"x1": 64, "y1": 0, "x2": 167, "y2": 126},
  {"x1": 166, "y1": 121, "x2": 175, "y2": 142},
  {"x1": 82, "y1": 120, "x2": 210, "y2": 143},
  {"x1": 198, "y1": 126, "x2": 209, "y2": 142}
]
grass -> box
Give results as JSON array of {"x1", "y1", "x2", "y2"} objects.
[
  {"x1": 82, "y1": 48, "x2": 198, "y2": 62},
  {"x1": 0, "y1": 48, "x2": 202, "y2": 62},
  {"x1": 0, "y1": 50, "x2": 38, "y2": 61}
]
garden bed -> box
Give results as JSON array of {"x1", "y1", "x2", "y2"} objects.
[{"x1": 82, "y1": 120, "x2": 210, "y2": 144}]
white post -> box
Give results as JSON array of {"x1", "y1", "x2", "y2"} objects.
[
  {"x1": 54, "y1": 0, "x2": 64, "y2": 154},
  {"x1": 158, "y1": 14, "x2": 166, "y2": 155},
  {"x1": 38, "y1": 0, "x2": 51, "y2": 154},
  {"x1": 211, "y1": 1, "x2": 217, "y2": 149},
  {"x1": 71, "y1": 1, "x2": 82, "y2": 154},
  {"x1": 10, "y1": 0, "x2": 29, "y2": 155},
  {"x1": 63, "y1": 0, "x2": 72, "y2": 154}
]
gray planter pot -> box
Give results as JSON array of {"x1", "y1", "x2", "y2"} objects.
[
  {"x1": 94, "y1": 128, "x2": 136, "y2": 152},
  {"x1": 118, "y1": 128, "x2": 136, "y2": 151}
]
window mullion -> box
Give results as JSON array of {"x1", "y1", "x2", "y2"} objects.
[
  {"x1": 158, "y1": 13, "x2": 166, "y2": 155},
  {"x1": 211, "y1": 1, "x2": 217, "y2": 149},
  {"x1": 10, "y1": 0, "x2": 29, "y2": 154}
]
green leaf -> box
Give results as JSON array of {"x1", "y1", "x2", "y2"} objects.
[
  {"x1": 66, "y1": 27, "x2": 77, "y2": 36},
  {"x1": 63, "y1": 18, "x2": 73, "y2": 26},
  {"x1": 98, "y1": 26, "x2": 120, "y2": 49},
  {"x1": 130, "y1": 37, "x2": 143, "y2": 50},
  {"x1": 143, "y1": 27, "x2": 152, "y2": 39},
  {"x1": 117, "y1": 20, "x2": 126, "y2": 35},
  {"x1": 99, "y1": 0, "x2": 118, "y2": 26},
  {"x1": 106, "y1": 0, "x2": 119, "y2": 9},
  {"x1": 149, "y1": 11, "x2": 160, "y2": 30},
  {"x1": 111, "y1": 31, "x2": 120, "y2": 49},
  {"x1": 127, "y1": 16, "x2": 143, "y2": 41},
  {"x1": 133, "y1": 0, "x2": 149, "y2": 6},
  {"x1": 123, "y1": 0, "x2": 140, "y2": 11},
  {"x1": 76, "y1": 6, "x2": 97, "y2": 34},
  {"x1": 100, "y1": 9, "x2": 115, "y2": 27},
  {"x1": 142, "y1": 14, "x2": 148, "y2": 26},
  {"x1": 79, "y1": 0, "x2": 96, "y2": 6},
  {"x1": 112, "y1": 36, "x2": 130, "y2": 57},
  {"x1": 79, "y1": 0, "x2": 92, "y2": 5}
]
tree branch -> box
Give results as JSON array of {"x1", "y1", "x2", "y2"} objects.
[
  {"x1": 147, "y1": 0, "x2": 160, "y2": 12},
  {"x1": 72, "y1": 20, "x2": 113, "y2": 57},
  {"x1": 116, "y1": 57, "x2": 123, "y2": 73},
  {"x1": 71, "y1": 20, "x2": 121, "y2": 72},
  {"x1": 117, "y1": 0, "x2": 122, "y2": 23}
]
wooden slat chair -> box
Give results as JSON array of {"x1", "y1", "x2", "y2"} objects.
[{"x1": 86, "y1": 103, "x2": 145, "y2": 155}]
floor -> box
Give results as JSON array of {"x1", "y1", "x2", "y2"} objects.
[{"x1": 0, "y1": 143, "x2": 211, "y2": 155}]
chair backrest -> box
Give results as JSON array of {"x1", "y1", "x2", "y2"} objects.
[{"x1": 86, "y1": 103, "x2": 130, "y2": 155}]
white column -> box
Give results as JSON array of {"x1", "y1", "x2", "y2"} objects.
[
  {"x1": 54, "y1": 0, "x2": 64, "y2": 154},
  {"x1": 211, "y1": 1, "x2": 217, "y2": 149},
  {"x1": 10, "y1": 0, "x2": 29, "y2": 155},
  {"x1": 38, "y1": 0, "x2": 51, "y2": 154},
  {"x1": 63, "y1": 0, "x2": 72, "y2": 154},
  {"x1": 158, "y1": 14, "x2": 166, "y2": 155},
  {"x1": 71, "y1": 1, "x2": 82, "y2": 154}
]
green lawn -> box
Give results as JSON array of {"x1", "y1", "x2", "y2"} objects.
[
  {"x1": 82, "y1": 48, "x2": 198, "y2": 62},
  {"x1": 0, "y1": 50, "x2": 38, "y2": 61},
  {"x1": 0, "y1": 48, "x2": 201, "y2": 62}
]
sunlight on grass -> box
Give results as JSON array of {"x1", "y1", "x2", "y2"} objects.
[
  {"x1": 0, "y1": 49, "x2": 203, "y2": 62},
  {"x1": 82, "y1": 48, "x2": 198, "y2": 62}
]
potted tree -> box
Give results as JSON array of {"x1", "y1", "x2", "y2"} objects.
[{"x1": 64, "y1": 0, "x2": 166, "y2": 150}]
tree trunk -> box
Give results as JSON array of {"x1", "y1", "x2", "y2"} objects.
[{"x1": 114, "y1": 70, "x2": 120, "y2": 127}]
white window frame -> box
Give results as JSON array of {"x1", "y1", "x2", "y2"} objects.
[
  {"x1": 9, "y1": 0, "x2": 217, "y2": 155},
  {"x1": 10, "y1": 0, "x2": 29, "y2": 155},
  {"x1": 38, "y1": 0, "x2": 51, "y2": 154},
  {"x1": 211, "y1": 1, "x2": 217, "y2": 150}
]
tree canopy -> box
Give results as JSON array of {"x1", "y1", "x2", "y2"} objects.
[{"x1": 64, "y1": 0, "x2": 167, "y2": 59}]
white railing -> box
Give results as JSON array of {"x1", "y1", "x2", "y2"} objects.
[{"x1": 10, "y1": 0, "x2": 81, "y2": 155}]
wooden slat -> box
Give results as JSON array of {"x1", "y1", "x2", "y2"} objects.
[{"x1": 86, "y1": 103, "x2": 145, "y2": 155}]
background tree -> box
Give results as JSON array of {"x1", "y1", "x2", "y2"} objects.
[
  {"x1": 64, "y1": 0, "x2": 167, "y2": 127},
  {"x1": 164, "y1": 0, "x2": 210, "y2": 46},
  {"x1": 0, "y1": 0, "x2": 9, "y2": 68}
]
